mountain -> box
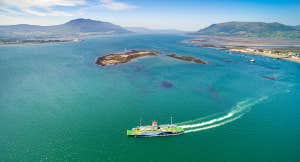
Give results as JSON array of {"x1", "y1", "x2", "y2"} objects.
[
  {"x1": 0, "y1": 18, "x2": 130, "y2": 42},
  {"x1": 126, "y1": 27, "x2": 187, "y2": 34},
  {"x1": 62, "y1": 19, "x2": 129, "y2": 33},
  {"x1": 293, "y1": 25, "x2": 300, "y2": 30},
  {"x1": 195, "y1": 21, "x2": 300, "y2": 39}
]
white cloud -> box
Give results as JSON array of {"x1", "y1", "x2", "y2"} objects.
[
  {"x1": 100, "y1": 0, "x2": 137, "y2": 11},
  {"x1": 23, "y1": 8, "x2": 73, "y2": 16},
  {"x1": 0, "y1": 6, "x2": 23, "y2": 15},
  {"x1": 30, "y1": 0, "x2": 85, "y2": 7},
  {"x1": 0, "y1": 14, "x2": 69, "y2": 25},
  {"x1": 23, "y1": 8, "x2": 47, "y2": 16},
  {"x1": 1, "y1": 0, "x2": 86, "y2": 8},
  {"x1": 0, "y1": 0, "x2": 138, "y2": 22},
  {"x1": 48, "y1": 10, "x2": 73, "y2": 16},
  {"x1": 0, "y1": 0, "x2": 86, "y2": 17}
]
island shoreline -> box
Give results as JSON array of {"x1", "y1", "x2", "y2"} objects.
[{"x1": 95, "y1": 50, "x2": 159, "y2": 66}]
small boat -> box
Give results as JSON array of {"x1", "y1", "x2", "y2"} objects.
[
  {"x1": 126, "y1": 117, "x2": 184, "y2": 137},
  {"x1": 250, "y1": 59, "x2": 255, "y2": 63}
]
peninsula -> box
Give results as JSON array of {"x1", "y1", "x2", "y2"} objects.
[
  {"x1": 96, "y1": 50, "x2": 159, "y2": 66},
  {"x1": 186, "y1": 37, "x2": 300, "y2": 63},
  {"x1": 187, "y1": 22, "x2": 300, "y2": 63}
]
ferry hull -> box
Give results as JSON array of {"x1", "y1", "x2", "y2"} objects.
[
  {"x1": 128, "y1": 133, "x2": 183, "y2": 138},
  {"x1": 127, "y1": 131, "x2": 184, "y2": 137},
  {"x1": 126, "y1": 126, "x2": 184, "y2": 137}
]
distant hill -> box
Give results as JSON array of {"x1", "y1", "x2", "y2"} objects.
[
  {"x1": 293, "y1": 25, "x2": 300, "y2": 30},
  {"x1": 195, "y1": 22, "x2": 300, "y2": 39},
  {"x1": 0, "y1": 18, "x2": 130, "y2": 42},
  {"x1": 126, "y1": 27, "x2": 187, "y2": 34}
]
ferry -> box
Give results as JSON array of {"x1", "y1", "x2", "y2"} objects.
[{"x1": 126, "y1": 117, "x2": 184, "y2": 137}]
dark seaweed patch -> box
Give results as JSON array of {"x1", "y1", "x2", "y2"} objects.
[
  {"x1": 224, "y1": 60, "x2": 233, "y2": 62},
  {"x1": 208, "y1": 87, "x2": 218, "y2": 99},
  {"x1": 132, "y1": 65, "x2": 144, "y2": 72},
  {"x1": 160, "y1": 81, "x2": 174, "y2": 88},
  {"x1": 262, "y1": 75, "x2": 277, "y2": 81}
]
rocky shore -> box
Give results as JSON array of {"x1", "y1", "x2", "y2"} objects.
[
  {"x1": 167, "y1": 54, "x2": 207, "y2": 64},
  {"x1": 96, "y1": 50, "x2": 159, "y2": 66}
]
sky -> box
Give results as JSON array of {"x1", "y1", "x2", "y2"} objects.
[{"x1": 0, "y1": 0, "x2": 299, "y2": 31}]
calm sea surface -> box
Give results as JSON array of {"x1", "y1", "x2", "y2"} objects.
[{"x1": 0, "y1": 34, "x2": 300, "y2": 161}]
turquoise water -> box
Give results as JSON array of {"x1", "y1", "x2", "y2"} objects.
[{"x1": 1, "y1": 34, "x2": 300, "y2": 161}]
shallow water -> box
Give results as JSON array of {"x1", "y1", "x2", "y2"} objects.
[{"x1": 1, "y1": 34, "x2": 300, "y2": 161}]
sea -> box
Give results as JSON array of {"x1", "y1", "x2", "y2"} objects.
[{"x1": 0, "y1": 34, "x2": 300, "y2": 161}]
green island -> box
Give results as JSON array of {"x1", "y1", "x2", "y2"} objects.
[
  {"x1": 95, "y1": 50, "x2": 159, "y2": 66},
  {"x1": 96, "y1": 50, "x2": 208, "y2": 66},
  {"x1": 167, "y1": 54, "x2": 207, "y2": 64}
]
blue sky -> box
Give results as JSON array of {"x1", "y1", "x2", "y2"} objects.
[{"x1": 0, "y1": 0, "x2": 299, "y2": 30}]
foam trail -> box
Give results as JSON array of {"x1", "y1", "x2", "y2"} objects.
[
  {"x1": 180, "y1": 111, "x2": 235, "y2": 129},
  {"x1": 184, "y1": 115, "x2": 242, "y2": 133},
  {"x1": 176, "y1": 113, "x2": 221, "y2": 126},
  {"x1": 180, "y1": 99, "x2": 250, "y2": 129},
  {"x1": 179, "y1": 96, "x2": 268, "y2": 131}
]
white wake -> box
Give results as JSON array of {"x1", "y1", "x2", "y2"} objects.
[{"x1": 179, "y1": 96, "x2": 268, "y2": 133}]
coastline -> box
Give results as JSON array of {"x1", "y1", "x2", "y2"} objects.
[
  {"x1": 0, "y1": 39, "x2": 80, "y2": 46},
  {"x1": 186, "y1": 36, "x2": 300, "y2": 64},
  {"x1": 227, "y1": 47, "x2": 300, "y2": 63}
]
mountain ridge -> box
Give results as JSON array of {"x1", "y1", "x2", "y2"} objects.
[
  {"x1": 0, "y1": 18, "x2": 130, "y2": 42},
  {"x1": 195, "y1": 21, "x2": 300, "y2": 39}
]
